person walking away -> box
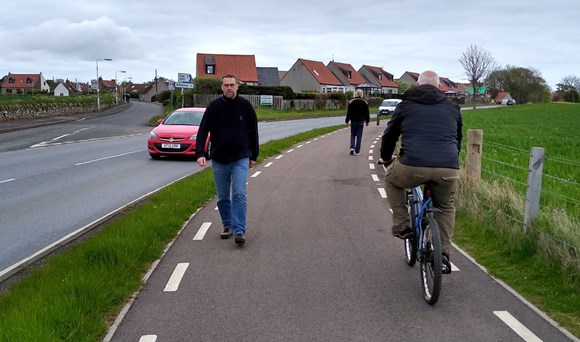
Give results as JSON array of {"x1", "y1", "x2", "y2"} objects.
[
  {"x1": 196, "y1": 73, "x2": 259, "y2": 245},
  {"x1": 345, "y1": 89, "x2": 370, "y2": 155},
  {"x1": 378, "y1": 70, "x2": 462, "y2": 273}
]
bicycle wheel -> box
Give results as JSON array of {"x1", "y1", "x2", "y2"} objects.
[
  {"x1": 420, "y1": 215, "x2": 442, "y2": 305},
  {"x1": 404, "y1": 192, "x2": 417, "y2": 266}
]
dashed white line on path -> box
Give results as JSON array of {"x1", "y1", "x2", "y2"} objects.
[
  {"x1": 368, "y1": 156, "x2": 374, "y2": 161},
  {"x1": 193, "y1": 222, "x2": 212, "y2": 241},
  {"x1": 164, "y1": 263, "x2": 189, "y2": 292},
  {"x1": 377, "y1": 188, "x2": 387, "y2": 198},
  {"x1": 75, "y1": 150, "x2": 144, "y2": 166},
  {"x1": 0, "y1": 178, "x2": 15, "y2": 184},
  {"x1": 371, "y1": 174, "x2": 380, "y2": 182},
  {"x1": 265, "y1": 162, "x2": 273, "y2": 167},
  {"x1": 286, "y1": 149, "x2": 294, "y2": 153},
  {"x1": 494, "y1": 311, "x2": 543, "y2": 342},
  {"x1": 369, "y1": 163, "x2": 375, "y2": 170},
  {"x1": 275, "y1": 155, "x2": 284, "y2": 159},
  {"x1": 139, "y1": 335, "x2": 157, "y2": 342},
  {"x1": 251, "y1": 171, "x2": 262, "y2": 178}
]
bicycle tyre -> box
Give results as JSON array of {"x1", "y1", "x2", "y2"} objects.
[
  {"x1": 404, "y1": 192, "x2": 417, "y2": 266},
  {"x1": 420, "y1": 215, "x2": 442, "y2": 305}
]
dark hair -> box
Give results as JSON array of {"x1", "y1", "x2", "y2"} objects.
[{"x1": 221, "y1": 73, "x2": 239, "y2": 83}]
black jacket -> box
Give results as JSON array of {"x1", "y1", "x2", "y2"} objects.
[
  {"x1": 195, "y1": 95, "x2": 259, "y2": 164},
  {"x1": 380, "y1": 85, "x2": 462, "y2": 169},
  {"x1": 345, "y1": 97, "x2": 370, "y2": 124}
]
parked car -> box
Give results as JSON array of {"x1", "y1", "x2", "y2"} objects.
[
  {"x1": 377, "y1": 99, "x2": 402, "y2": 116},
  {"x1": 147, "y1": 107, "x2": 209, "y2": 160}
]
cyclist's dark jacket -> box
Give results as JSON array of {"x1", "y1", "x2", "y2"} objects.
[
  {"x1": 380, "y1": 84, "x2": 462, "y2": 169},
  {"x1": 195, "y1": 95, "x2": 259, "y2": 164},
  {"x1": 345, "y1": 97, "x2": 370, "y2": 124}
]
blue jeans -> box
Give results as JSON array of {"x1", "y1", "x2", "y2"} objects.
[
  {"x1": 212, "y1": 158, "x2": 249, "y2": 236},
  {"x1": 350, "y1": 121, "x2": 364, "y2": 153}
]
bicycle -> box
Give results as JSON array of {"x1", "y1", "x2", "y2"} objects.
[
  {"x1": 379, "y1": 159, "x2": 445, "y2": 305},
  {"x1": 405, "y1": 182, "x2": 443, "y2": 305}
]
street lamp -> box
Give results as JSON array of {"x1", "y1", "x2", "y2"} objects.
[
  {"x1": 96, "y1": 58, "x2": 113, "y2": 111},
  {"x1": 115, "y1": 70, "x2": 126, "y2": 105}
]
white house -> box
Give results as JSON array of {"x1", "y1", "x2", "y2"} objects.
[{"x1": 53, "y1": 82, "x2": 70, "y2": 96}]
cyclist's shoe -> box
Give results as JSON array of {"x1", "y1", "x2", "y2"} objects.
[
  {"x1": 220, "y1": 228, "x2": 233, "y2": 239},
  {"x1": 349, "y1": 148, "x2": 355, "y2": 155},
  {"x1": 442, "y1": 252, "x2": 452, "y2": 274},
  {"x1": 234, "y1": 234, "x2": 246, "y2": 245},
  {"x1": 393, "y1": 226, "x2": 414, "y2": 240}
]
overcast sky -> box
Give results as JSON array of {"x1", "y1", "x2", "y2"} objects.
[{"x1": 1, "y1": 0, "x2": 578, "y2": 89}]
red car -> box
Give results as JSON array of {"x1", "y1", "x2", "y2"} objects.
[{"x1": 147, "y1": 107, "x2": 209, "y2": 160}]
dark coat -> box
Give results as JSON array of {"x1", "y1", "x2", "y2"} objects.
[
  {"x1": 345, "y1": 97, "x2": 370, "y2": 124},
  {"x1": 195, "y1": 95, "x2": 259, "y2": 163},
  {"x1": 380, "y1": 85, "x2": 462, "y2": 169}
]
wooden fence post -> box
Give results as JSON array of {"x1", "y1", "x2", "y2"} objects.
[
  {"x1": 466, "y1": 129, "x2": 483, "y2": 184},
  {"x1": 524, "y1": 147, "x2": 544, "y2": 232}
]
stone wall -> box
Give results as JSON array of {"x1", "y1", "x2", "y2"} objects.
[{"x1": 0, "y1": 103, "x2": 112, "y2": 122}]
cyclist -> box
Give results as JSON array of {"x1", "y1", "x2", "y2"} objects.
[{"x1": 378, "y1": 70, "x2": 462, "y2": 273}]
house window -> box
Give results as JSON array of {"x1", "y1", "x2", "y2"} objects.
[
  {"x1": 8, "y1": 77, "x2": 15, "y2": 84},
  {"x1": 346, "y1": 71, "x2": 352, "y2": 79},
  {"x1": 26, "y1": 77, "x2": 32, "y2": 84},
  {"x1": 377, "y1": 74, "x2": 382, "y2": 81},
  {"x1": 206, "y1": 65, "x2": 215, "y2": 74}
]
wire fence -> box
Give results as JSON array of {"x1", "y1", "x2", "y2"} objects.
[{"x1": 476, "y1": 137, "x2": 580, "y2": 254}]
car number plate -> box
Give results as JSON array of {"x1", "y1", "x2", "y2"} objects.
[{"x1": 162, "y1": 143, "x2": 181, "y2": 149}]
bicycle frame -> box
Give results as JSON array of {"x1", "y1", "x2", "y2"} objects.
[{"x1": 409, "y1": 186, "x2": 432, "y2": 248}]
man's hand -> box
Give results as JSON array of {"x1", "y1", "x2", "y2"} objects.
[
  {"x1": 250, "y1": 160, "x2": 256, "y2": 168},
  {"x1": 345, "y1": 122, "x2": 349, "y2": 127},
  {"x1": 197, "y1": 157, "x2": 206, "y2": 167}
]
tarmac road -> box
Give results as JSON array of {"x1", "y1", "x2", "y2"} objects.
[{"x1": 106, "y1": 124, "x2": 575, "y2": 342}]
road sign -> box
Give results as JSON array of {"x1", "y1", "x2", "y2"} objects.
[
  {"x1": 90, "y1": 79, "x2": 98, "y2": 90},
  {"x1": 175, "y1": 82, "x2": 194, "y2": 89},
  {"x1": 178, "y1": 73, "x2": 193, "y2": 83}
]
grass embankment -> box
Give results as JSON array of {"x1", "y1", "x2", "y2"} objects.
[
  {"x1": 0, "y1": 126, "x2": 341, "y2": 341},
  {"x1": 455, "y1": 103, "x2": 579, "y2": 336}
]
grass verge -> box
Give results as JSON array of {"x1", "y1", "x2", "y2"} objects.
[{"x1": 0, "y1": 125, "x2": 341, "y2": 341}]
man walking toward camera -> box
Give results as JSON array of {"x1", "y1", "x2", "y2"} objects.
[
  {"x1": 379, "y1": 70, "x2": 462, "y2": 273},
  {"x1": 196, "y1": 73, "x2": 259, "y2": 246},
  {"x1": 345, "y1": 89, "x2": 370, "y2": 155}
]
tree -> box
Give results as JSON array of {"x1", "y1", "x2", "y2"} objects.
[
  {"x1": 485, "y1": 66, "x2": 550, "y2": 104},
  {"x1": 556, "y1": 75, "x2": 580, "y2": 102},
  {"x1": 396, "y1": 80, "x2": 413, "y2": 94},
  {"x1": 459, "y1": 45, "x2": 497, "y2": 108}
]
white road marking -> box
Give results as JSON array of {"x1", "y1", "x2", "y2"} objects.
[
  {"x1": 297, "y1": 144, "x2": 304, "y2": 148},
  {"x1": 193, "y1": 222, "x2": 212, "y2": 241},
  {"x1": 370, "y1": 144, "x2": 375, "y2": 148},
  {"x1": 275, "y1": 155, "x2": 284, "y2": 159},
  {"x1": 494, "y1": 311, "x2": 543, "y2": 342},
  {"x1": 371, "y1": 174, "x2": 380, "y2": 182},
  {"x1": 30, "y1": 127, "x2": 95, "y2": 148},
  {"x1": 306, "y1": 141, "x2": 312, "y2": 144},
  {"x1": 369, "y1": 163, "x2": 375, "y2": 170},
  {"x1": 378, "y1": 188, "x2": 387, "y2": 198},
  {"x1": 313, "y1": 138, "x2": 319, "y2": 141},
  {"x1": 389, "y1": 208, "x2": 393, "y2": 214},
  {"x1": 451, "y1": 262, "x2": 460, "y2": 272},
  {"x1": 251, "y1": 171, "x2": 262, "y2": 178},
  {"x1": 369, "y1": 149, "x2": 373, "y2": 154},
  {"x1": 265, "y1": 162, "x2": 273, "y2": 167},
  {"x1": 368, "y1": 156, "x2": 374, "y2": 161},
  {"x1": 164, "y1": 263, "x2": 189, "y2": 292},
  {"x1": 139, "y1": 335, "x2": 157, "y2": 342},
  {"x1": 75, "y1": 150, "x2": 144, "y2": 165},
  {"x1": 0, "y1": 178, "x2": 15, "y2": 184},
  {"x1": 286, "y1": 149, "x2": 295, "y2": 153}
]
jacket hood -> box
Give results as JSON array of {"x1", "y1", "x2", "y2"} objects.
[{"x1": 403, "y1": 84, "x2": 447, "y2": 104}]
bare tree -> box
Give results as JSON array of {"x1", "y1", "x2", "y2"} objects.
[{"x1": 459, "y1": 45, "x2": 497, "y2": 108}]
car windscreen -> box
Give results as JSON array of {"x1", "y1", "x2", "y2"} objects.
[
  {"x1": 381, "y1": 101, "x2": 400, "y2": 107},
  {"x1": 163, "y1": 111, "x2": 204, "y2": 125}
]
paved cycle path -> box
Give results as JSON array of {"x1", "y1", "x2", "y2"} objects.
[{"x1": 107, "y1": 124, "x2": 575, "y2": 342}]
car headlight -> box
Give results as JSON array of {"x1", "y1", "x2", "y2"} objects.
[
  {"x1": 149, "y1": 131, "x2": 157, "y2": 139},
  {"x1": 188, "y1": 134, "x2": 197, "y2": 140}
]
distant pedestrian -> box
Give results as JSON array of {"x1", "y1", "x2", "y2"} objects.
[
  {"x1": 345, "y1": 89, "x2": 370, "y2": 155},
  {"x1": 195, "y1": 73, "x2": 259, "y2": 245}
]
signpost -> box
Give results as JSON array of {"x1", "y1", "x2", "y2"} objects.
[{"x1": 176, "y1": 73, "x2": 194, "y2": 107}]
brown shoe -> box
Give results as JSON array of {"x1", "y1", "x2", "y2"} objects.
[{"x1": 220, "y1": 228, "x2": 233, "y2": 239}]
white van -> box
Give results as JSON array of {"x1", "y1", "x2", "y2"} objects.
[{"x1": 378, "y1": 99, "x2": 402, "y2": 116}]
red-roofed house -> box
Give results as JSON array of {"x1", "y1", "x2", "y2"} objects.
[
  {"x1": 196, "y1": 53, "x2": 259, "y2": 85},
  {"x1": 1, "y1": 73, "x2": 50, "y2": 94},
  {"x1": 280, "y1": 58, "x2": 343, "y2": 93},
  {"x1": 327, "y1": 61, "x2": 366, "y2": 93},
  {"x1": 53, "y1": 82, "x2": 79, "y2": 96},
  {"x1": 358, "y1": 65, "x2": 398, "y2": 95},
  {"x1": 399, "y1": 71, "x2": 462, "y2": 96},
  {"x1": 100, "y1": 79, "x2": 117, "y2": 92}
]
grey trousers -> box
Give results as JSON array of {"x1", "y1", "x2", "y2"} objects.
[{"x1": 385, "y1": 160, "x2": 460, "y2": 255}]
